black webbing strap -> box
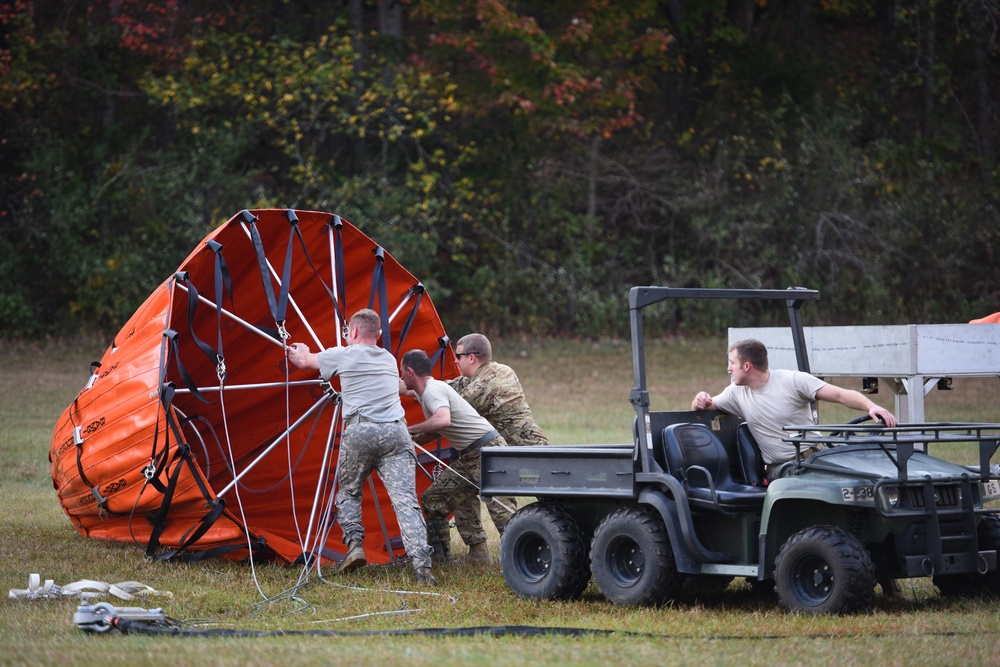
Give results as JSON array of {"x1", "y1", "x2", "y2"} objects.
[
  {"x1": 283, "y1": 210, "x2": 344, "y2": 325},
  {"x1": 329, "y1": 216, "x2": 348, "y2": 335},
  {"x1": 85, "y1": 360, "x2": 101, "y2": 389},
  {"x1": 145, "y1": 439, "x2": 227, "y2": 561},
  {"x1": 67, "y1": 362, "x2": 103, "y2": 505},
  {"x1": 207, "y1": 240, "x2": 233, "y2": 375},
  {"x1": 177, "y1": 271, "x2": 224, "y2": 379},
  {"x1": 147, "y1": 313, "x2": 177, "y2": 492},
  {"x1": 393, "y1": 284, "x2": 425, "y2": 357},
  {"x1": 429, "y1": 335, "x2": 451, "y2": 369},
  {"x1": 163, "y1": 328, "x2": 212, "y2": 404},
  {"x1": 243, "y1": 209, "x2": 290, "y2": 339},
  {"x1": 276, "y1": 219, "x2": 294, "y2": 326},
  {"x1": 146, "y1": 399, "x2": 260, "y2": 563},
  {"x1": 242, "y1": 209, "x2": 278, "y2": 314},
  {"x1": 157, "y1": 538, "x2": 265, "y2": 563},
  {"x1": 145, "y1": 382, "x2": 182, "y2": 494},
  {"x1": 367, "y1": 247, "x2": 391, "y2": 351}
]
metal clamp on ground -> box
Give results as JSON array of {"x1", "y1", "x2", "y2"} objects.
[{"x1": 73, "y1": 601, "x2": 169, "y2": 634}]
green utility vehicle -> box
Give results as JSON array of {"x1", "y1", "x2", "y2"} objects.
[{"x1": 480, "y1": 287, "x2": 1000, "y2": 613}]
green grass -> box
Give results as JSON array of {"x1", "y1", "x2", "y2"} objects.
[{"x1": 2, "y1": 336, "x2": 999, "y2": 666}]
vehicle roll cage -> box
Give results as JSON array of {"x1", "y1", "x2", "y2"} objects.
[{"x1": 628, "y1": 286, "x2": 820, "y2": 476}]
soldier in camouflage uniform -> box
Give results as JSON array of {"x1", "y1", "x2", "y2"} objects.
[
  {"x1": 287, "y1": 309, "x2": 436, "y2": 586},
  {"x1": 446, "y1": 333, "x2": 549, "y2": 564},
  {"x1": 399, "y1": 349, "x2": 515, "y2": 567}
]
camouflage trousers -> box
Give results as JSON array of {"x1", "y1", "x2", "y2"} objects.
[
  {"x1": 421, "y1": 436, "x2": 516, "y2": 547},
  {"x1": 336, "y1": 421, "x2": 433, "y2": 570}
]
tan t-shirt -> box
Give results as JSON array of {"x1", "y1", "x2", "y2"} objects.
[
  {"x1": 316, "y1": 344, "x2": 405, "y2": 423},
  {"x1": 415, "y1": 378, "x2": 495, "y2": 451},
  {"x1": 712, "y1": 369, "x2": 826, "y2": 464}
]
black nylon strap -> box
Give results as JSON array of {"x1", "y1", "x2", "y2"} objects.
[
  {"x1": 206, "y1": 240, "x2": 233, "y2": 374},
  {"x1": 367, "y1": 247, "x2": 391, "y2": 351},
  {"x1": 164, "y1": 328, "x2": 212, "y2": 404},
  {"x1": 330, "y1": 216, "x2": 347, "y2": 334},
  {"x1": 179, "y1": 274, "x2": 220, "y2": 372},
  {"x1": 393, "y1": 284, "x2": 424, "y2": 357},
  {"x1": 73, "y1": 429, "x2": 103, "y2": 508},
  {"x1": 276, "y1": 220, "x2": 295, "y2": 325},
  {"x1": 429, "y1": 335, "x2": 450, "y2": 369},
  {"x1": 67, "y1": 363, "x2": 103, "y2": 504},
  {"x1": 159, "y1": 538, "x2": 265, "y2": 563},
  {"x1": 284, "y1": 210, "x2": 343, "y2": 324},
  {"x1": 147, "y1": 310, "x2": 175, "y2": 489},
  {"x1": 244, "y1": 210, "x2": 283, "y2": 329},
  {"x1": 145, "y1": 442, "x2": 226, "y2": 561},
  {"x1": 144, "y1": 444, "x2": 191, "y2": 558},
  {"x1": 146, "y1": 382, "x2": 185, "y2": 494}
]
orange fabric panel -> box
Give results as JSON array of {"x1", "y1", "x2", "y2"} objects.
[
  {"x1": 970, "y1": 312, "x2": 1000, "y2": 324},
  {"x1": 50, "y1": 209, "x2": 458, "y2": 565}
]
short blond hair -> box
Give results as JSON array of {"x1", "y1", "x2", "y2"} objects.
[
  {"x1": 456, "y1": 333, "x2": 492, "y2": 360},
  {"x1": 350, "y1": 309, "x2": 381, "y2": 340}
]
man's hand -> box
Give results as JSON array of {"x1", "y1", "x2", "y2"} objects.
[
  {"x1": 286, "y1": 342, "x2": 319, "y2": 371},
  {"x1": 692, "y1": 391, "x2": 715, "y2": 411},
  {"x1": 869, "y1": 405, "x2": 898, "y2": 428}
]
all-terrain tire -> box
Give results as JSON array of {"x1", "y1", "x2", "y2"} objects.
[
  {"x1": 499, "y1": 501, "x2": 591, "y2": 600},
  {"x1": 933, "y1": 514, "x2": 1000, "y2": 598},
  {"x1": 774, "y1": 524, "x2": 875, "y2": 614},
  {"x1": 590, "y1": 505, "x2": 683, "y2": 606}
]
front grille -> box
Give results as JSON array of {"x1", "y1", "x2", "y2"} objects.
[{"x1": 903, "y1": 484, "x2": 960, "y2": 509}]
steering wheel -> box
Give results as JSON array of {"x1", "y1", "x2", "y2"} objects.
[{"x1": 826, "y1": 414, "x2": 874, "y2": 442}]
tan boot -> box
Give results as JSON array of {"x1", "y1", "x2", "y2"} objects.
[
  {"x1": 458, "y1": 540, "x2": 492, "y2": 565},
  {"x1": 332, "y1": 539, "x2": 366, "y2": 575},
  {"x1": 415, "y1": 566, "x2": 438, "y2": 586}
]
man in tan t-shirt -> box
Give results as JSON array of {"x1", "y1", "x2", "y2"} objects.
[{"x1": 692, "y1": 338, "x2": 897, "y2": 480}]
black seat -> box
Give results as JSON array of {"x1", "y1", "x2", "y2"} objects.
[
  {"x1": 735, "y1": 423, "x2": 765, "y2": 486},
  {"x1": 662, "y1": 422, "x2": 766, "y2": 512}
]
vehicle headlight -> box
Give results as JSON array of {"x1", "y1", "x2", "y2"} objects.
[{"x1": 883, "y1": 485, "x2": 900, "y2": 508}]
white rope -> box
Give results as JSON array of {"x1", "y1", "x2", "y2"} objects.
[
  {"x1": 218, "y1": 381, "x2": 272, "y2": 601},
  {"x1": 9, "y1": 574, "x2": 172, "y2": 601}
]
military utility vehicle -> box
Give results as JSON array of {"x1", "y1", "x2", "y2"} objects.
[{"x1": 480, "y1": 287, "x2": 1000, "y2": 613}]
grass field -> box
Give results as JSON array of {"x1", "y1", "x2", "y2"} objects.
[{"x1": 2, "y1": 336, "x2": 999, "y2": 666}]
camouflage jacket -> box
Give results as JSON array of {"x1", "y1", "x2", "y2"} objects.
[{"x1": 448, "y1": 361, "x2": 549, "y2": 446}]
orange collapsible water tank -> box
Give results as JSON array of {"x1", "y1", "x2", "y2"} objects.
[{"x1": 49, "y1": 209, "x2": 459, "y2": 566}]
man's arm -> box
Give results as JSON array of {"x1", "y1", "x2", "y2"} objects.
[
  {"x1": 399, "y1": 378, "x2": 416, "y2": 399},
  {"x1": 816, "y1": 384, "x2": 898, "y2": 427},
  {"x1": 408, "y1": 407, "x2": 451, "y2": 437},
  {"x1": 692, "y1": 391, "x2": 719, "y2": 411},
  {"x1": 286, "y1": 343, "x2": 320, "y2": 371}
]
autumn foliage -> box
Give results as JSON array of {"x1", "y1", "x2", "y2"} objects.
[{"x1": 1, "y1": 0, "x2": 998, "y2": 337}]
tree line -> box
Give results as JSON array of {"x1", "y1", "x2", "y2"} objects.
[{"x1": 2, "y1": 0, "x2": 998, "y2": 339}]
